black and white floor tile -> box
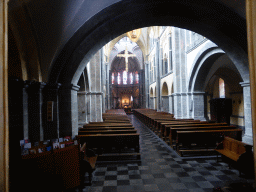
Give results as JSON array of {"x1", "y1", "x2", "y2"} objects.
[{"x1": 72, "y1": 115, "x2": 255, "y2": 192}]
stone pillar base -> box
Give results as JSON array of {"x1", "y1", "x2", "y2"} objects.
[{"x1": 242, "y1": 134, "x2": 253, "y2": 145}]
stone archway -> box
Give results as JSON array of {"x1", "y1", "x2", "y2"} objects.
[
  {"x1": 161, "y1": 82, "x2": 169, "y2": 112},
  {"x1": 30, "y1": 0, "x2": 249, "y2": 147},
  {"x1": 149, "y1": 87, "x2": 154, "y2": 109}
]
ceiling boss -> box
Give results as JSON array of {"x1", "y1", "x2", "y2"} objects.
[{"x1": 127, "y1": 28, "x2": 141, "y2": 43}]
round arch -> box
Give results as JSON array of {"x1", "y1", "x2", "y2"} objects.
[
  {"x1": 47, "y1": 0, "x2": 248, "y2": 88},
  {"x1": 161, "y1": 82, "x2": 169, "y2": 96},
  {"x1": 188, "y1": 45, "x2": 247, "y2": 93},
  {"x1": 150, "y1": 87, "x2": 153, "y2": 97}
]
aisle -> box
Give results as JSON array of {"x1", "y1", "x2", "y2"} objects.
[{"x1": 80, "y1": 115, "x2": 254, "y2": 192}]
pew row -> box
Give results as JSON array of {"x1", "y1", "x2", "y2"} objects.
[
  {"x1": 176, "y1": 129, "x2": 242, "y2": 156},
  {"x1": 76, "y1": 134, "x2": 140, "y2": 159}
]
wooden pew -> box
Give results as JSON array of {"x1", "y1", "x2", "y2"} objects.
[
  {"x1": 176, "y1": 129, "x2": 242, "y2": 156},
  {"x1": 168, "y1": 124, "x2": 235, "y2": 148},
  {"x1": 165, "y1": 123, "x2": 228, "y2": 144},
  {"x1": 76, "y1": 133, "x2": 140, "y2": 158},
  {"x1": 78, "y1": 129, "x2": 137, "y2": 135},
  {"x1": 215, "y1": 136, "x2": 254, "y2": 176},
  {"x1": 79, "y1": 126, "x2": 135, "y2": 131},
  {"x1": 160, "y1": 120, "x2": 203, "y2": 135},
  {"x1": 155, "y1": 119, "x2": 200, "y2": 136},
  {"x1": 90, "y1": 120, "x2": 130, "y2": 123},
  {"x1": 80, "y1": 111, "x2": 140, "y2": 159},
  {"x1": 83, "y1": 123, "x2": 133, "y2": 128}
]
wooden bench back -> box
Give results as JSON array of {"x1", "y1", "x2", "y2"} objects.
[{"x1": 222, "y1": 137, "x2": 246, "y2": 156}]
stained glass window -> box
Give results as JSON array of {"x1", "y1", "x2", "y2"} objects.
[
  {"x1": 123, "y1": 71, "x2": 127, "y2": 84},
  {"x1": 219, "y1": 78, "x2": 225, "y2": 98},
  {"x1": 112, "y1": 72, "x2": 115, "y2": 84},
  {"x1": 135, "y1": 71, "x2": 139, "y2": 84},
  {"x1": 117, "y1": 72, "x2": 121, "y2": 85},
  {"x1": 130, "y1": 72, "x2": 133, "y2": 84}
]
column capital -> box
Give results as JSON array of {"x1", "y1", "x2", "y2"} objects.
[
  {"x1": 26, "y1": 81, "x2": 46, "y2": 93},
  {"x1": 44, "y1": 82, "x2": 62, "y2": 90},
  {"x1": 77, "y1": 91, "x2": 87, "y2": 95},
  {"x1": 239, "y1": 81, "x2": 250, "y2": 87},
  {"x1": 172, "y1": 93, "x2": 181, "y2": 96},
  {"x1": 191, "y1": 92, "x2": 205, "y2": 96},
  {"x1": 87, "y1": 92, "x2": 103, "y2": 95},
  {"x1": 8, "y1": 78, "x2": 26, "y2": 89}
]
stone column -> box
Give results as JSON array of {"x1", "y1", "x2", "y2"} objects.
[
  {"x1": 101, "y1": 49, "x2": 106, "y2": 113},
  {"x1": 192, "y1": 92, "x2": 206, "y2": 121},
  {"x1": 86, "y1": 92, "x2": 91, "y2": 122},
  {"x1": 169, "y1": 35, "x2": 173, "y2": 72},
  {"x1": 89, "y1": 92, "x2": 103, "y2": 122},
  {"x1": 155, "y1": 39, "x2": 161, "y2": 111},
  {"x1": 145, "y1": 62, "x2": 150, "y2": 108},
  {"x1": 161, "y1": 96, "x2": 169, "y2": 112},
  {"x1": 168, "y1": 95, "x2": 173, "y2": 114},
  {"x1": 180, "y1": 29, "x2": 188, "y2": 119},
  {"x1": 139, "y1": 69, "x2": 144, "y2": 108},
  {"x1": 88, "y1": 49, "x2": 103, "y2": 122},
  {"x1": 240, "y1": 82, "x2": 253, "y2": 144},
  {"x1": 43, "y1": 83, "x2": 61, "y2": 140},
  {"x1": 109, "y1": 83, "x2": 113, "y2": 109},
  {"x1": 173, "y1": 93, "x2": 182, "y2": 118},
  {"x1": 22, "y1": 81, "x2": 29, "y2": 140},
  {"x1": 77, "y1": 91, "x2": 87, "y2": 127},
  {"x1": 105, "y1": 63, "x2": 110, "y2": 110},
  {"x1": 27, "y1": 81, "x2": 45, "y2": 142},
  {"x1": 59, "y1": 84, "x2": 80, "y2": 138},
  {"x1": 181, "y1": 93, "x2": 188, "y2": 118},
  {"x1": 172, "y1": 28, "x2": 181, "y2": 118},
  {"x1": 187, "y1": 93, "x2": 193, "y2": 118}
]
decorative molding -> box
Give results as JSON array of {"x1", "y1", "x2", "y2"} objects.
[
  {"x1": 191, "y1": 92, "x2": 205, "y2": 96},
  {"x1": 172, "y1": 93, "x2": 181, "y2": 96},
  {"x1": 77, "y1": 91, "x2": 87, "y2": 95},
  {"x1": 239, "y1": 81, "x2": 250, "y2": 87},
  {"x1": 87, "y1": 92, "x2": 103, "y2": 95},
  {"x1": 186, "y1": 38, "x2": 209, "y2": 54},
  {"x1": 44, "y1": 83, "x2": 62, "y2": 91},
  {"x1": 229, "y1": 91, "x2": 243, "y2": 95},
  {"x1": 161, "y1": 71, "x2": 173, "y2": 78},
  {"x1": 61, "y1": 84, "x2": 80, "y2": 91},
  {"x1": 231, "y1": 115, "x2": 245, "y2": 119}
]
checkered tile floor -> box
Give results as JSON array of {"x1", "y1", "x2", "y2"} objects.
[{"x1": 72, "y1": 115, "x2": 255, "y2": 192}]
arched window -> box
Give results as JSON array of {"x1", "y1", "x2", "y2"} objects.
[
  {"x1": 123, "y1": 71, "x2": 127, "y2": 84},
  {"x1": 135, "y1": 71, "x2": 139, "y2": 84},
  {"x1": 112, "y1": 72, "x2": 115, "y2": 84},
  {"x1": 219, "y1": 78, "x2": 225, "y2": 98},
  {"x1": 117, "y1": 72, "x2": 121, "y2": 85},
  {"x1": 130, "y1": 72, "x2": 133, "y2": 84}
]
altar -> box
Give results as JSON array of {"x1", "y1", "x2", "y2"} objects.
[{"x1": 124, "y1": 106, "x2": 132, "y2": 114}]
